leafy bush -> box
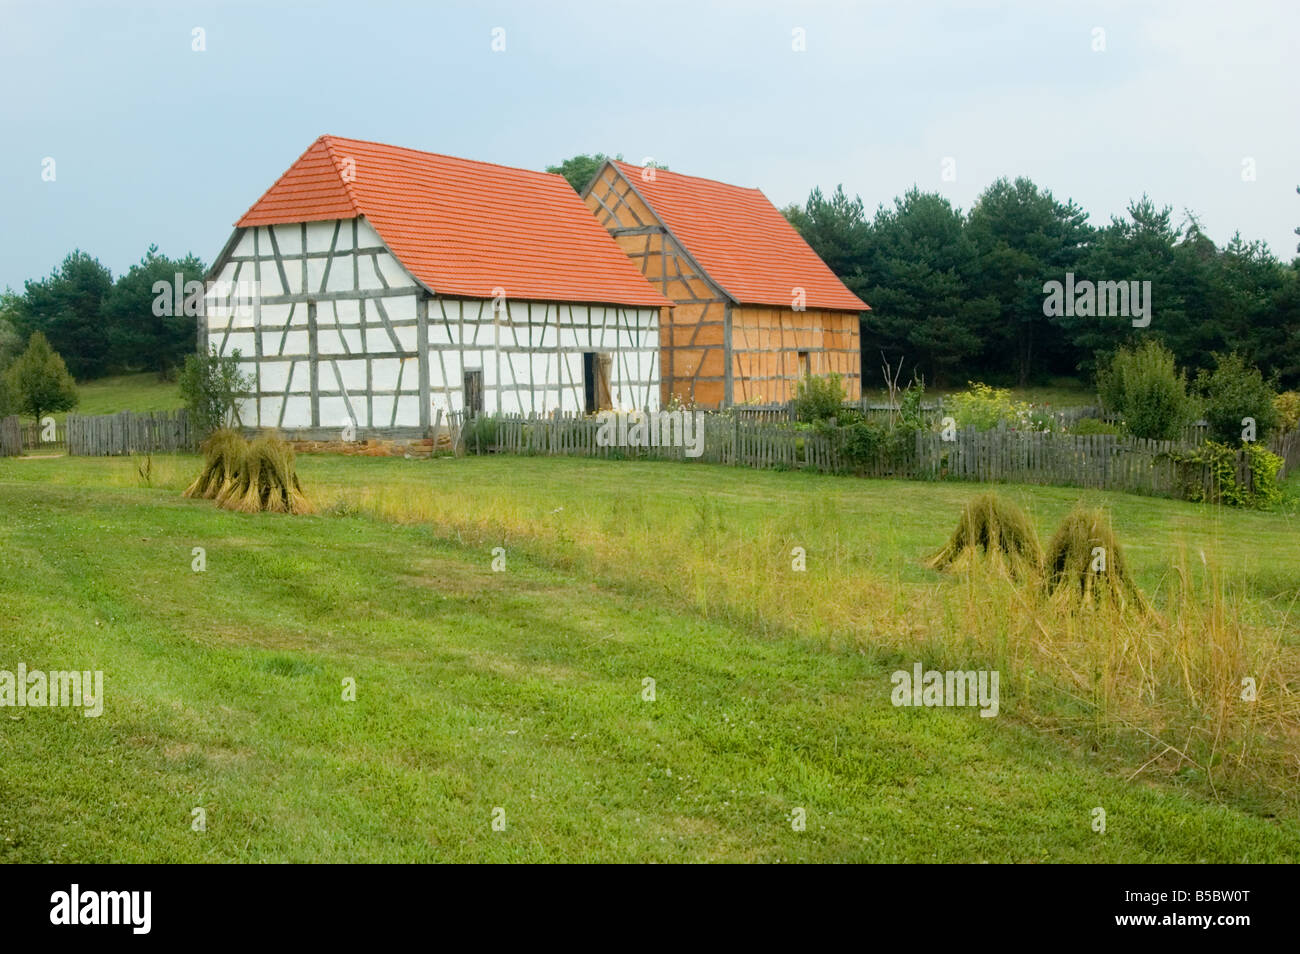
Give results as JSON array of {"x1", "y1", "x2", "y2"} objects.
[
  {"x1": 946, "y1": 382, "x2": 1024, "y2": 431},
  {"x1": 1094, "y1": 340, "x2": 1194, "y2": 440},
  {"x1": 835, "y1": 418, "x2": 882, "y2": 465},
  {"x1": 1272, "y1": 390, "x2": 1300, "y2": 434},
  {"x1": 829, "y1": 417, "x2": 915, "y2": 474},
  {"x1": 792, "y1": 372, "x2": 845, "y2": 423},
  {"x1": 464, "y1": 415, "x2": 499, "y2": 452},
  {"x1": 1169, "y1": 441, "x2": 1283, "y2": 508},
  {"x1": 179, "y1": 348, "x2": 252, "y2": 438},
  {"x1": 896, "y1": 376, "x2": 929, "y2": 431},
  {"x1": 1070, "y1": 417, "x2": 1122, "y2": 436},
  {"x1": 1195, "y1": 352, "x2": 1279, "y2": 445}
]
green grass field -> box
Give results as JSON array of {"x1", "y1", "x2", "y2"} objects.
[
  {"x1": 58, "y1": 372, "x2": 183, "y2": 422},
  {"x1": 1, "y1": 452, "x2": 1297, "y2": 862},
  {"x1": 867, "y1": 376, "x2": 1098, "y2": 409}
]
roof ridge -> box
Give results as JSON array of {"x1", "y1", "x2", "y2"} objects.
[
  {"x1": 234, "y1": 136, "x2": 672, "y2": 309},
  {"x1": 317, "y1": 136, "x2": 362, "y2": 218},
  {"x1": 320, "y1": 134, "x2": 568, "y2": 185},
  {"x1": 607, "y1": 160, "x2": 867, "y2": 312},
  {"x1": 612, "y1": 159, "x2": 762, "y2": 194}
]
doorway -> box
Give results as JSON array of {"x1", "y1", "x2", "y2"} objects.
[{"x1": 582, "y1": 352, "x2": 612, "y2": 414}]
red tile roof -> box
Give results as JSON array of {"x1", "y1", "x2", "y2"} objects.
[
  {"x1": 609, "y1": 161, "x2": 868, "y2": 312},
  {"x1": 236, "y1": 136, "x2": 672, "y2": 308}
]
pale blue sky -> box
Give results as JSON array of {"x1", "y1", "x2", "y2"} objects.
[{"x1": 2, "y1": 0, "x2": 1297, "y2": 290}]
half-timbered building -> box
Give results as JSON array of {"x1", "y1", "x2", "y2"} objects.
[
  {"x1": 582, "y1": 161, "x2": 867, "y2": 408},
  {"x1": 203, "y1": 136, "x2": 670, "y2": 437}
]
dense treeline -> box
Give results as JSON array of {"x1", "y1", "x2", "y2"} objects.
[
  {"x1": 5, "y1": 173, "x2": 1298, "y2": 394},
  {"x1": 0, "y1": 246, "x2": 207, "y2": 380},
  {"x1": 785, "y1": 180, "x2": 1300, "y2": 390}
]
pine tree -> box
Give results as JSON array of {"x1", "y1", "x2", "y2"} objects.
[{"x1": 5, "y1": 332, "x2": 79, "y2": 422}]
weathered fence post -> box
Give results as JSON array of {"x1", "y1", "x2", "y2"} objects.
[{"x1": 0, "y1": 415, "x2": 20, "y2": 457}]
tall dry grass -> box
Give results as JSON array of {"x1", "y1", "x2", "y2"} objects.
[{"x1": 311, "y1": 479, "x2": 1300, "y2": 807}]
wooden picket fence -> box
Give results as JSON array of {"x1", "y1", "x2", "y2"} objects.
[
  {"x1": 914, "y1": 430, "x2": 1185, "y2": 494},
  {"x1": 19, "y1": 419, "x2": 65, "y2": 452},
  {"x1": 462, "y1": 410, "x2": 1300, "y2": 500},
  {"x1": 11, "y1": 401, "x2": 1295, "y2": 501},
  {"x1": 0, "y1": 415, "x2": 20, "y2": 457},
  {"x1": 1273, "y1": 426, "x2": 1300, "y2": 480},
  {"x1": 66, "y1": 410, "x2": 195, "y2": 456},
  {"x1": 468, "y1": 412, "x2": 930, "y2": 477}
]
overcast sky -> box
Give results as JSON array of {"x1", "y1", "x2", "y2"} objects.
[{"x1": 2, "y1": 0, "x2": 1297, "y2": 291}]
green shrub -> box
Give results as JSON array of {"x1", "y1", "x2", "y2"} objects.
[
  {"x1": 896, "y1": 377, "x2": 929, "y2": 430},
  {"x1": 179, "y1": 347, "x2": 252, "y2": 438},
  {"x1": 813, "y1": 415, "x2": 915, "y2": 474},
  {"x1": 793, "y1": 373, "x2": 845, "y2": 423},
  {"x1": 1070, "y1": 417, "x2": 1122, "y2": 436},
  {"x1": 1094, "y1": 340, "x2": 1194, "y2": 440},
  {"x1": 1195, "y1": 352, "x2": 1279, "y2": 446},
  {"x1": 946, "y1": 382, "x2": 1024, "y2": 431},
  {"x1": 1170, "y1": 440, "x2": 1283, "y2": 508},
  {"x1": 464, "y1": 415, "x2": 499, "y2": 452},
  {"x1": 1272, "y1": 390, "x2": 1299, "y2": 434},
  {"x1": 834, "y1": 418, "x2": 881, "y2": 466}
]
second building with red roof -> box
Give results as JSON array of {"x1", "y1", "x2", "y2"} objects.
[{"x1": 583, "y1": 160, "x2": 867, "y2": 408}]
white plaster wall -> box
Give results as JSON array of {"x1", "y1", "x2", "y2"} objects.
[
  {"x1": 209, "y1": 217, "x2": 661, "y2": 430},
  {"x1": 424, "y1": 300, "x2": 660, "y2": 416}
]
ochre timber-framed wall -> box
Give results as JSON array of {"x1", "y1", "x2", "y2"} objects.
[{"x1": 583, "y1": 160, "x2": 867, "y2": 408}]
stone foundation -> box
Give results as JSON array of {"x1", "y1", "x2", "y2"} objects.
[{"x1": 289, "y1": 435, "x2": 453, "y2": 459}]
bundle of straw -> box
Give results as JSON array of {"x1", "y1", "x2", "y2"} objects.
[
  {"x1": 926, "y1": 492, "x2": 1043, "y2": 579},
  {"x1": 183, "y1": 429, "x2": 248, "y2": 501},
  {"x1": 1042, "y1": 504, "x2": 1146, "y2": 611},
  {"x1": 184, "y1": 430, "x2": 314, "y2": 515}
]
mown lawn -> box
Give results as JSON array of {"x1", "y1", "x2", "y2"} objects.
[{"x1": 0, "y1": 454, "x2": 1297, "y2": 861}]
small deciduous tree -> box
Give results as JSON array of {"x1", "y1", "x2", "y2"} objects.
[
  {"x1": 179, "y1": 348, "x2": 253, "y2": 437},
  {"x1": 4, "y1": 331, "x2": 79, "y2": 422}
]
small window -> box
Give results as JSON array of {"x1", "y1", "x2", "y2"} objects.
[{"x1": 798, "y1": 351, "x2": 811, "y2": 378}]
